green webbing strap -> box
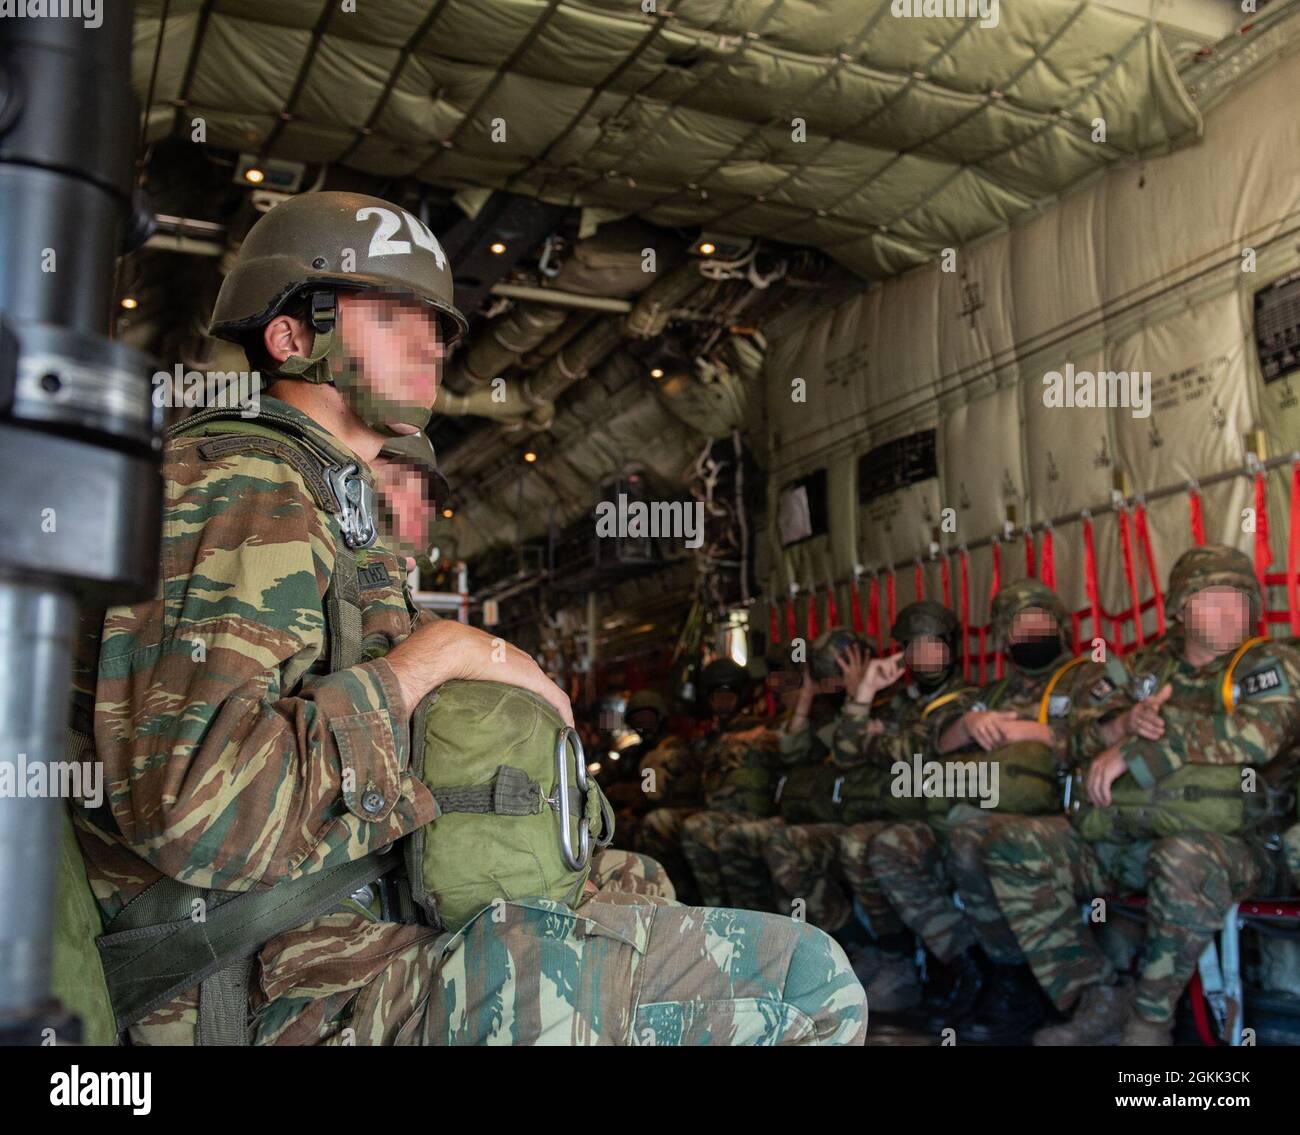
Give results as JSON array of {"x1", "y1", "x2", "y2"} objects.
[
  {"x1": 985, "y1": 678, "x2": 1011, "y2": 710},
  {"x1": 431, "y1": 766, "x2": 550, "y2": 816},
  {"x1": 98, "y1": 848, "x2": 398, "y2": 1036},
  {"x1": 326, "y1": 540, "x2": 365, "y2": 672},
  {"x1": 197, "y1": 960, "x2": 256, "y2": 1047}
]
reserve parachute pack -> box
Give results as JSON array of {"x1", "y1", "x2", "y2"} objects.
[
  {"x1": 1072, "y1": 638, "x2": 1295, "y2": 841},
  {"x1": 925, "y1": 657, "x2": 1083, "y2": 818},
  {"x1": 407, "y1": 680, "x2": 613, "y2": 931}
]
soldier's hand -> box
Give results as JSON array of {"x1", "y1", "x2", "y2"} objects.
[
  {"x1": 1085, "y1": 744, "x2": 1128, "y2": 807},
  {"x1": 835, "y1": 644, "x2": 869, "y2": 696},
  {"x1": 386, "y1": 619, "x2": 574, "y2": 726},
  {"x1": 1124, "y1": 683, "x2": 1171, "y2": 741},
  {"x1": 966, "y1": 709, "x2": 1019, "y2": 751}
]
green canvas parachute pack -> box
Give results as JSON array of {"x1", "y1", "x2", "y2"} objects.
[{"x1": 407, "y1": 680, "x2": 614, "y2": 931}]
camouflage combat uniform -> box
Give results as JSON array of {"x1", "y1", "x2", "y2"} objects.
[
  {"x1": 678, "y1": 720, "x2": 780, "y2": 907},
  {"x1": 70, "y1": 399, "x2": 865, "y2": 1045},
  {"x1": 633, "y1": 734, "x2": 707, "y2": 904},
  {"x1": 867, "y1": 582, "x2": 1108, "y2": 966},
  {"x1": 977, "y1": 548, "x2": 1300, "y2": 1029},
  {"x1": 983, "y1": 630, "x2": 1300, "y2": 1024},
  {"x1": 1286, "y1": 822, "x2": 1300, "y2": 889}
]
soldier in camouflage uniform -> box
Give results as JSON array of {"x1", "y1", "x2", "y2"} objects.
[
  {"x1": 715, "y1": 629, "x2": 874, "y2": 919},
  {"x1": 983, "y1": 545, "x2": 1300, "y2": 1045},
  {"x1": 67, "y1": 191, "x2": 865, "y2": 1046},
  {"x1": 865, "y1": 579, "x2": 1106, "y2": 1041},
  {"x1": 677, "y1": 659, "x2": 782, "y2": 906},
  {"x1": 1286, "y1": 822, "x2": 1300, "y2": 889},
  {"x1": 602, "y1": 689, "x2": 673, "y2": 853}
]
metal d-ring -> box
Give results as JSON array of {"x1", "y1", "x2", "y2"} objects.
[{"x1": 555, "y1": 726, "x2": 591, "y2": 871}]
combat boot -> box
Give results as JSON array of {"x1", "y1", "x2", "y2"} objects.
[
  {"x1": 1119, "y1": 1012, "x2": 1174, "y2": 1046},
  {"x1": 958, "y1": 962, "x2": 1048, "y2": 1044},
  {"x1": 864, "y1": 951, "x2": 921, "y2": 1013},
  {"x1": 847, "y1": 943, "x2": 881, "y2": 987},
  {"x1": 1033, "y1": 980, "x2": 1133, "y2": 1046},
  {"x1": 902, "y1": 949, "x2": 985, "y2": 1033}
]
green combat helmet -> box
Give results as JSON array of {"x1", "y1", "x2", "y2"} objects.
[
  {"x1": 991, "y1": 578, "x2": 1072, "y2": 653},
  {"x1": 209, "y1": 190, "x2": 468, "y2": 434},
  {"x1": 892, "y1": 600, "x2": 959, "y2": 647},
  {"x1": 1166, "y1": 543, "x2": 1261, "y2": 625},
  {"x1": 624, "y1": 689, "x2": 669, "y2": 733},
  {"x1": 700, "y1": 658, "x2": 749, "y2": 698},
  {"x1": 808, "y1": 627, "x2": 869, "y2": 681},
  {"x1": 380, "y1": 430, "x2": 450, "y2": 511}
]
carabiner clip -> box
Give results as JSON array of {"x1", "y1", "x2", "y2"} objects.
[{"x1": 555, "y1": 726, "x2": 591, "y2": 872}]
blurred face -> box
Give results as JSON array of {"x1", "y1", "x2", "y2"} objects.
[
  {"x1": 627, "y1": 708, "x2": 661, "y2": 735},
  {"x1": 372, "y1": 457, "x2": 436, "y2": 556},
  {"x1": 1183, "y1": 586, "x2": 1250, "y2": 654},
  {"x1": 814, "y1": 673, "x2": 845, "y2": 695},
  {"x1": 1009, "y1": 608, "x2": 1058, "y2": 644},
  {"x1": 709, "y1": 689, "x2": 739, "y2": 717},
  {"x1": 905, "y1": 635, "x2": 950, "y2": 675},
  {"x1": 336, "y1": 291, "x2": 445, "y2": 434}
]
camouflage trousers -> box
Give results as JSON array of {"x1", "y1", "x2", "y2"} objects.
[
  {"x1": 717, "y1": 817, "x2": 785, "y2": 914},
  {"x1": 245, "y1": 849, "x2": 866, "y2": 1046},
  {"x1": 636, "y1": 805, "x2": 703, "y2": 905},
  {"x1": 1285, "y1": 822, "x2": 1300, "y2": 889},
  {"x1": 837, "y1": 820, "x2": 906, "y2": 939},
  {"x1": 866, "y1": 809, "x2": 1024, "y2": 965},
  {"x1": 981, "y1": 817, "x2": 1265, "y2": 1023},
  {"x1": 681, "y1": 809, "x2": 762, "y2": 908},
  {"x1": 762, "y1": 821, "x2": 854, "y2": 930}
]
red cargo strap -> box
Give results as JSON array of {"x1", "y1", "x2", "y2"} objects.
[
  {"x1": 826, "y1": 583, "x2": 839, "y2": 627},
  {"x1": 1025, "y1": 529, "x2": 1037, "y2": 578},
  {"x1": 769, "y1": 600, "x2": 781, "y2": 646},
  {"x1": 867, "y1": 575, "x2": 880, "y2": 643},
  {"x1": 850, "y1": 579, "x2": 864, "y2": 633},
  {"x1": 1082, "y1": 515, "x2": 1102, "y2": 650},
  {"x1": 1134, "y1": 501, "x2": 1165, "y2": 637},
  {"x1": 1041, "y1": 526, "x2": 1056, "y2": 590},
  {"x1": 806, "y1": 591, "x2": 820, "y2": 639},
  {"x1": 941, "y1": 555, "x2": 951, "y2": 608},
  {"x1": 1188, "y1": 486, "x2": 1206, "y2": 546},
  {"x1": 785, "y1": 596, "x2": 797, "y2": 642},
  {"x1": 1254, "y1": 472, "x2": 1271, "y2": 636},
  {"x1": 1117, "y1": 507, "x2": 1144, "y2": 648},
  {"x1": 1289, "y1": 463, "x2": 1300, "y2": 636}
]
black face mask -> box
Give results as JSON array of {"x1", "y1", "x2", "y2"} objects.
[
  {"x1": 1008, "y1": 634, "x2": 1063, "y2": 672},
  {"x1": 913, "y1": 667, "x2": 949, "y2": 690}
]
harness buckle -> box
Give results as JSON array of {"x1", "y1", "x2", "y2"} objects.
[
  {"x1": 555, "y1": 726, "x2": 592, "y2": 872},
  {"x1": 326, "y1": 463, "x2": 377, "y2": 549}
]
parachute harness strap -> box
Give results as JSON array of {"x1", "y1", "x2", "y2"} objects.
[
  {"x1": 1222, "y1": 636, "x2": 1270, "y2": 715},
  {"x1": 1038, "y1": 655, "x2": 1089, "y2": 725}
]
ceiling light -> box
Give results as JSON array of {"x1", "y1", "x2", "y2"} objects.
[
  {"x1": 244, "y1": 167, "x2": 266, "y2": 185},
  {"x1": 699, "y1": 241, "x2": 716, "y2": 255},
  {"x1": 442, "y1": 507, "x2": 454, "y2": 519},
  {"x1": 650, "y1": 367, "x2": 664, "y2": 379},
  {"x1": 523, "y1": 450, "x2": 538, "y2": 463},
  {"x1": 490, "y1": 241, "x2": 507, "y2": 255},
  {"x1": 120, "y1": 297, "x2": 139, "y2": 310}
]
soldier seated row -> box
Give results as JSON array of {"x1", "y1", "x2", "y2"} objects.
[{"x1": 624, "y1": 546, "x2": 1300, "y2": 1046}]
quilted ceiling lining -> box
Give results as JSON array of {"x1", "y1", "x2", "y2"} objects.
[{"x1": 134, "y1": 0, "x2": 1201, "y2": 279}]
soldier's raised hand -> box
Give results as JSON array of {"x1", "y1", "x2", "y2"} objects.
[{"x1": 1124, "y1": 682, "x2": 1171, "y2": 741}]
